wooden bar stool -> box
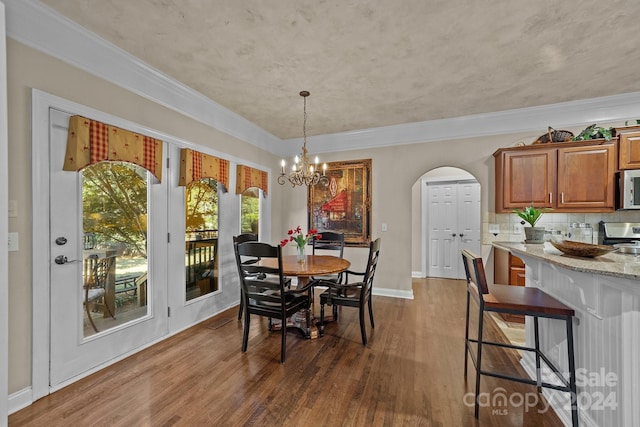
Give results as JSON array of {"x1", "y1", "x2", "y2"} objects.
[{"x1": 461, "y1": 250, "x2": 578, "y2": 427}]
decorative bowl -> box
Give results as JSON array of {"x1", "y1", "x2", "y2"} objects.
[{"x1": 549, "y1": 240, "x2": 617, "y2": 258}]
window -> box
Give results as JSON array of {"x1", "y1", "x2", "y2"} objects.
[
  {"x1": 82, "y1": 161, "x2": 149, "y2": 336},
  {"x1": 240, "y1": 187, "x2": 260, "y2": 236},
  {"x1": 185, "y1": 178, "x2": 219, "y2": 301}
]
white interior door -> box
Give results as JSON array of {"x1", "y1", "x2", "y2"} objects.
[
  {"x1": 427, "y1": 180, "x2": 480, "y2": 279},
  {"x1": 48, "y1": 109, "x2": 168, "y2": 387},
  {"x1": 427, "y1": 183, "x2": 458, "y2": 279},
  {"x1": 457, "y1": 181, "x2": 481, "y2": 265}
]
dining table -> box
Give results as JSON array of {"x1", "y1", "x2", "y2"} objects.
[{"x1": 257, "y1": 254, "x2": 350, "y2": 338}]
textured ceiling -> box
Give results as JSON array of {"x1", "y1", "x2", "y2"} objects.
[{"x1": 40, "y1": 0, "x2": 640, "y2": 140}]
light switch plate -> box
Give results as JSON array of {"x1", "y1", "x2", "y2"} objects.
[{"x1": 381, "y1": 223, "x2": 388, "y2": 232}]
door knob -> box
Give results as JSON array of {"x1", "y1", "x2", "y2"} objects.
[
  {"x1": 459, "y1": 233, "x2": 464, "y2": 238},
  {"x1": 54, "y1": 255, "x2": 81, "y2": 265}
]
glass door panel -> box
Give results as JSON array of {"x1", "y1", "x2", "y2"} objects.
[
  {"x1": 82, "y1": 161, "x2": 149, "y2": 336},
  {"x1": 185, "y1": 179, "x2": 218, "y2": 301}
]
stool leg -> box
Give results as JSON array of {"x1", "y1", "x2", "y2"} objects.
[
  {"x1": 464, "y1": 290, "x2": 471, "y2": 378},
  {"x1": 566, "y1": 317, "x2": 578, "y2": 427},
  {"x1": 534, "y1": 316, "x2": 542, "y2": 393},
  {"x1": 474, "y1": 305, "x2": 485, "y2": 418}
]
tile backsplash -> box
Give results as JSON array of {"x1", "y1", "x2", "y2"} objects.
[{"x1": 482, "y1": 211, "x2": 640, "y2": 244}]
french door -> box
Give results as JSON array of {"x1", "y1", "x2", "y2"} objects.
[
  {"x1": 426, "y1": 181, "x2": 480, "y2": 279},
  {"x1": 48, "y1": 108, "x2": 168, "y2": 387}
]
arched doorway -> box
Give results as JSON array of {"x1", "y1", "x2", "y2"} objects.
[{"x1": 412, "y1": 167, "x2": 481, "y2": 279}]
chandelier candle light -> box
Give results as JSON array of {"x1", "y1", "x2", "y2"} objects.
[{"x1": 278, "y1": 91, "x2": 329, "y2": 187}]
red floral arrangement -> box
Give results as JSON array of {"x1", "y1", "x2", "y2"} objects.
[{"x1": 280, "y1": 226, "x2": 321, "y2": 249}]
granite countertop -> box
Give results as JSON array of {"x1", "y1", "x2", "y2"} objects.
[{"x1": 493, "y1": 241, "x2": 640, "y2": 281}]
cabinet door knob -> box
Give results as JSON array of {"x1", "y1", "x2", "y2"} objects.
[
  {"x1": 451, "y1": 233, "x2": 457, "y2": 237},
  {"x1": 549, "y1": 192, "x2": 553, "y2": 204}
]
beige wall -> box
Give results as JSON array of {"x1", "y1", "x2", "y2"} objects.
[
  {"x1": 8, "y1": 36, "x2": 638, "y2": 398},
  {"x1": 6, "y1": 39, "x2": 283, "y2": 393}
]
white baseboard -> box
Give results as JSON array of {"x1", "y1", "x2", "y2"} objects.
[
  {"x1": 373, "y1": 287, "x2": 414, "y2": 300},
  {"x1": 411, "y1": 271, "x2": 425, "y2": 278},
  {"x1": 8, "y1": 387, "x2": 32, "y2": 415}
]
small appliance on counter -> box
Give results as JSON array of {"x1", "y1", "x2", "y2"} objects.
[{"x1": 598, "y1": 221, "x2": 640, "y2": 253}]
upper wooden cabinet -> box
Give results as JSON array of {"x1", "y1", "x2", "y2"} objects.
[
  {"x1": 618, "y1": 129, "x2": 640, "y2": 170},
  {"x1": 494, "y1": 140, "x2": 616, "y2": 213}
]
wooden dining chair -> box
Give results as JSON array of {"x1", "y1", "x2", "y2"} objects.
[
  {"x1": 311, "y1": 231, "x2": 345, "y2": 284},
  {"x1": 234, "y1": 241, "x2": 313, "y2": 363},
  {"x1": 233, "y1": 233, "x2": 259, "y2": 320},
  {"x1": 83, "y1": 254, "x2": 116, "y2": 333},
  {"x1": 318, "y1": 238, "x2": 381, "y2": 345},
  {"x1": 461, "y1": 250, "x2": 578, "y2": 427}
]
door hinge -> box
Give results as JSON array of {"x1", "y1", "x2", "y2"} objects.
[
  {"x1": 168, "y1": 307, "x2": 171, "y2": 317},
  {"x1": 166, "y1": 157, "x2": 170, "y2": 168},
  {"x1": 167, "y1": 232, "x2": 170, "y2": 243}
]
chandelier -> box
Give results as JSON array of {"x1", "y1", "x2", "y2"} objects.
[{"x1": 278, "y1": 91, "x2": 328, "y2": 187}]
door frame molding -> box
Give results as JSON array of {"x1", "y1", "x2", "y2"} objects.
[
  {"x1": 31, "y1": 90, "x2": 179, "y2": 400},
  {"x1": 1, "y1": 1, "x2": 9, "y2": 422}
]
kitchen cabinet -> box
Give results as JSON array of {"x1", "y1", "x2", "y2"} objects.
[
  {"x1": 617, "y1": 129, "x2": 640, "y2": 169},
  {"x1": 493, "y1": 246, "x2": 525, "y2": 323},
  {"x1": 494, "y1": 140, "x2": 616, "y2": 213}
]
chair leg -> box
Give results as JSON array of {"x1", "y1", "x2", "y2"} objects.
[
  {"x1": 85, "y1": 303, "x2": 99, "y2": 333},
  {"x1": 464, "y1": 290, "x2": 471, "y2": 378},
  {"x1": 103, "y1": 298, "x2": 116, "y2": 320},
  {"x1": 280, "y1": 317, "x2": 287, "y2": 364},
  {"x1": 534, "y1": 316, "x2": 542, "y2": 393},
  {"x1": 474, "y1": 306, "x2": 485, "y2": 418},
  {"x1": 242, "y1": 310, "x2": 250, "y2": 353},
  {"x1": 237, "y1": 290, "x2": 244, "y2": 320},
  {"x1": 320, "y1": 301, "x2": 325, "y2": 336},
  {"x1": 566, "y1": 317, "x2": 579, "y2": 427},
  {"x1": 367, "y1": 296, "x2": 375, "y2": 329},
  {"x1": 359, "y1": 303, "x2": 367, "y2": 346}
]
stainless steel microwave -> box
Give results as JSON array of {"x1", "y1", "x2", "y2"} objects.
[{"x1": 619, "y1": 170, "x2": 640, "y2": 209}]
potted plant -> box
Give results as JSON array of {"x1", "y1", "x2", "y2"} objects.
[{"x1": 513, "y1": 204, "x2": 547, "y2": 244}]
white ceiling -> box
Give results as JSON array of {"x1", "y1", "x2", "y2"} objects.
[{"x1": 36, "y1": 0, "x2": 640, "y2": 140}]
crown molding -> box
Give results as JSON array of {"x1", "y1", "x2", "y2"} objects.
[
  {"x1": 284, "y1": 91, "x2": 640, "y2": 156},
  {"x1": 6, "y1": 1, "x2": 640, "y2": 159},
  {"x1": 4, "y1": 0, "x2": 281, "y2": 153}
]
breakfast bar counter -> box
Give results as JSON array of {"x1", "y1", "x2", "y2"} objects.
[{"x1": 492, "y1": 242, "x2": 640, "y2": 427}]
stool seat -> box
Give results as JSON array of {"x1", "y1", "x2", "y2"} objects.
[
  {"x1": 462, "y1": 250, "x2": 579, "y2": 427},
  {"x1": 477, "y1": 284, "x2": 575, "y2": 317}
]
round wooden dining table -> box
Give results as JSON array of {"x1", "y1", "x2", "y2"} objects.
[
  {"x1": 256, "y1": 254, "x2": 350, "y2": 338},
  {"x1": 258, "y1": 254, "x2": 350, "y2": 286}
]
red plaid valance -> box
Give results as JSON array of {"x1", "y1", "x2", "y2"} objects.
[
  {"x1": 236, "y1": 165, "x2": 268, "y2": 196},
  {"x1": 178, "y1": 148, "x2": 229, "y2": 191},
  {"x1": 63, "y1": 115, "x2": 163, "y2": 181}
]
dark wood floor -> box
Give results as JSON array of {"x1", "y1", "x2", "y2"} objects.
[{"x1": 10, "y1": 278, "x2": 563, "y2": 426}]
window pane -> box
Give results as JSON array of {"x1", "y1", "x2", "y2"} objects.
[
  {"x1": 241, "y1": 187, "x2": 260, "y2": 236},
  {"x1": 82, "y1": 162, "x2": 148, "y2": 337},
  {"x1": 185, "y1": 179, "x2": 219, "y2": 301}
]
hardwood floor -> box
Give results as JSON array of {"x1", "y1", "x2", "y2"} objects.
[{"x1": 10, "y1": 278, "x2": 563, "y2": 426}]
